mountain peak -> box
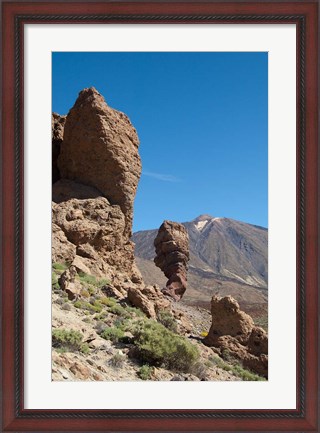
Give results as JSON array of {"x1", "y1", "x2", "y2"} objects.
[
  {"x1": 193, "y1": 214, "x2": 214, "y2": 222},
  {"x1": 192, "y1": 214, "x2": 215, "y2": 232}
]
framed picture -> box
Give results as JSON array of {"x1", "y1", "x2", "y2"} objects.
[{"x1": 1, "y1": 1, "x2": 318, "y2": 432}]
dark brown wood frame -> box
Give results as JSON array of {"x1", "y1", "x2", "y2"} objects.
[{"x1": 1, "y1": 1, "x2": 319, "y2": 432}]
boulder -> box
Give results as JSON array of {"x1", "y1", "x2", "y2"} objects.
[
  {"x1": 58, "y1": 265, "x2": 82, "y2": 300},
  {"x1": 204, "y1": 296, "x2": 254, "y2": 344},
  {"x1": 204, "y1": 295, "x2": 268, "y2": 378},
  {"x1": 101, "y1": 284, "x2": 126, "y2": 300},
  {"x1": 127, "y1": 287, "x2": 156, "y2": 319},
  {"x1": 127, "y1": 285, "x2": 171, "y2": 319},
  {"x1": 154, "y1": 220, "x2": 189, "y2": 301}
]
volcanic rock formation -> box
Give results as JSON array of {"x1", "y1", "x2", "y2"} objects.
[
  {"x1": 204, "y1": 296, "x2": 268, "y2": 377},
  {"x1": 154, "y1": 221, "x2": 189, "y2": 301},
  {"x1": 52, "y1": 88, "x2": 142, "y2": 289},
  {"x1": 127, "y1": 285, "x2": 171, "y2": 319},
  {"x1": 58, "y1": 265, "x2": 82, "y2": 300},
  {"x1": 57, "y1": 87, "x2": 141, "y2": 237}
]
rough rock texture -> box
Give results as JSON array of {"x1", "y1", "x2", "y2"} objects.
[
  {"x1": 101, "y1": 284, "x2": 126, "y2": 300},
  {"x1": 52, "y1": 223, "x2": 76, "y2": 264},
  {"x1": 52, "y1": 113, "x2": 66, "y2": 183},
  {"x1": 247, "y1": 326, "x2": 268, "y2": 356},
  {"x1": 58, "y1": 265, "x2": 82, "y2": 300},
  {"x1": 57, "y1": 87, "x2": 141, "y2": 236},
  {"x1": 127, "y1": 285, "x2": 171, "y2": 319},
  {"x1": 154, "y1": 220, "x2": 189, "y2": 301},
  {"x1": 52, "y1": 87, "x2": 143, "y2": 289},
  {"x1": 52, "y1": 181, "x2": 142, "y2": 286},
  {"x1": 204, "y1": 296, "x2": 268, "y2": 377},
  {"x1": 204, "y1": 296, "x2": 254, "y2": 340}
]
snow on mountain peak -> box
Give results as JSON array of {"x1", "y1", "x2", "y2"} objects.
[
  {"x1": 193, "y1": 215, "x2": 225, "y2": 231},
  {"x1": 195, "y1": 220, "x2": 209, "y2": 231}
]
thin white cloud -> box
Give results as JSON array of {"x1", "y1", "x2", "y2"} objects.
[{"x1": 142, "y1": 171, "x2": 181, "y2": 182}]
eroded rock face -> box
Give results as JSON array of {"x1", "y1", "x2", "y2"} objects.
[
  {"x1": 58, "y1": 265, "x2": 82, "y2": 300},
  {"x1": 154, "y1": 220, "x2": 189, "y2": 301},
  {"x1": 52, "y1": 87, "x2": 143, "y2": 290},
  {"x1": 52, "y1": 113, "x2": 66, "y2": 183},
  {"x1": 247, "y1": 326, "x2": 268, "y2": 356},
  {"x1": 204, "y1": 296, "x2": 254, "y2": 341},
  {"x1": 57, "y1": 87, "x2": 141, "y2": 236},
  {"x1": 52, "y1": 180, "x2": 142, "y2": 286},
  {"x1": 52, "y1": 223, "x2": 76, "y2": 265},
  {"x1": 204, "y1": 296, "x2": 268, "y2": 378},
  {"x1": 127, "y1": 285, "x2": 171, "y2": 319}
]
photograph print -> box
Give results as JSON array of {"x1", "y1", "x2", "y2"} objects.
[{"x1": 51, "y1": 52, "x2": 268, "y2": 382}]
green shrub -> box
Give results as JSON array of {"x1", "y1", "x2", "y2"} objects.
[
  {"x1": 124, "y1": 305, "x2": 145, "y2": 318},
  {"x1": 100, "y1": 297, "x2": 117, "y2": 307},
  {"x1": 231, "y1": 363, "x2": 266, "y2": 381},
  {"x1": 138, "y1": 365, "x2": 152, "y2": 380},
  {"x1": 190, "y1": 361, "x2": 208, "y2": 380},
  {"x1": 74, "y1": 300, "x2": 102, "y2": 314},
  {"x1": 52, "y1": 272, "x2": 60, "y2": 290},
  {"x1": 74, "y1": 300, "x2": 84, "y2": 309},
  {"x1": 52, "y1": 329, "x2": 83, "y2": 352},
  {"x1": 78, "y1": 273, "x2": 97, "y2": 286},
  {"x1": 52, "y1": 262, "x2": 68, "y2": 271},
  {"x1": 80, "y1": 343, "x2": 90, "y2": 355},
  {"x1": 132, "y1": 318, "x2": 199, "y2": 372},
  {"x1": 210, "y1": 355, "x2": 231, "y2": 371},
  {"x1": 101, "y1": 327, "x2": 125, "y2": 343},
  {"x1": 80, "y1": 288, "x2": 90, "y2": 298},
  {"x1": 114, "y1": 318, "x2": 130, "y2": 331},
  {"x1": 87, "y1": 287, "x2": 95, "y2": 295},
  {"x1": 78, "y1": 272, "x2": 110, "y2": 288},
  {"x1": 221, "y1": 348, "x2": 231, "y2": 361},
  {"x1": 157, "y1": 310, "x2": 178, "y2": 333},
  {"x1": 94, "y1": 311, "x2": 108, "y2": 321},
  {"x1": 109, "y1": 304, "x2": 129, "y2": 317},
  {"x1": 95, "y1": 321, "x2": 108, "y2": 334},
  {"x1": 104, "y1": 301, "x2": 140, "y2": 318},
  {"x1": 210, "y1": 356, "x2": 266, "y2": 381},
  {"x1": 109, "y1": 353, "x2": 125, "y2": 368},
  {"x1": 98, "y1": 278, "x2": 110, "y2": 287}
]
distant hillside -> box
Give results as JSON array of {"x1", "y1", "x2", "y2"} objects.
[{"x1": 132, "y1": 215, "x2": 268, "y2": 325}]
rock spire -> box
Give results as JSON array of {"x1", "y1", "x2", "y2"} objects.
[{"x1": 154, "y1": 220, "x2": 189, "y2": 301}]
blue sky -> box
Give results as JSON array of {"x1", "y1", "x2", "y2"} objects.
[{"x1": 52, "y1": 52, "x2": 268, "y2": 232}]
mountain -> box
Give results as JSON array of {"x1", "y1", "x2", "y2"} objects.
[{"x1": 132, "y1": 215, "x2": 268, "y2": 326}]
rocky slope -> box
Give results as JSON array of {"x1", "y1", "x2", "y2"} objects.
[
  {"x1": 132, "y1": 215, "x2": 268, "y2": 326},
  {"x1": 52, "y1": 265, "x2": 263, "y2": 382}
]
